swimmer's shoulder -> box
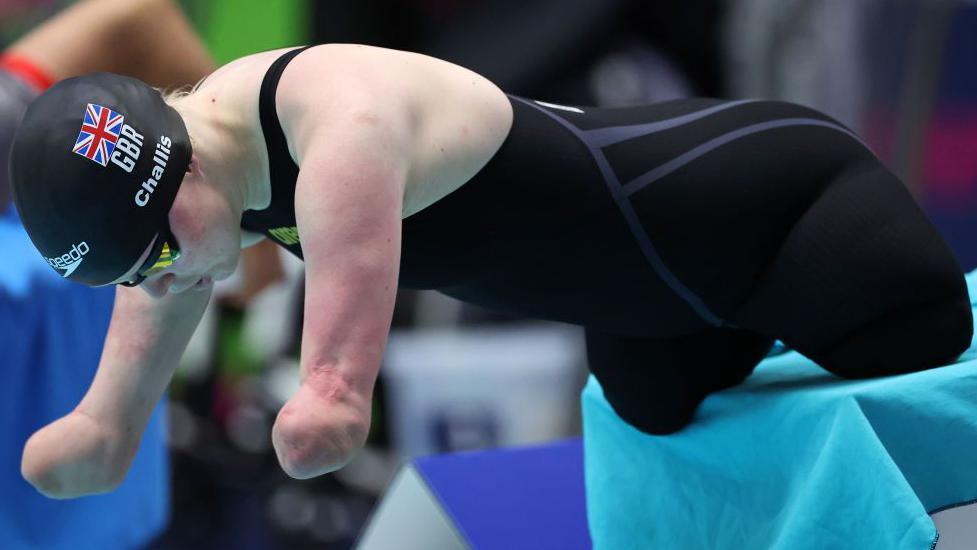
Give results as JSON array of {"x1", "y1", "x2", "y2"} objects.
[
  {"x1": 200, "y1": 43, "x2": 509, "y2": 110},
  {"x1": 270, "y1": 45, "x2": 513, "y2": 216},
  {"x1": 198, "y1": 44, "x2": 511, "y2": 142},
  {"x1": 200, "y1": 45, "x2": 513, "y2": 216},
  {"x1": 193, "y1": 45, "x2": 426, "y2": 161},
  {"x1": 193, "y1": 47, "x2": 300, "y2": 102},
  {"x1": 198, "y1": 44, "x2": 434, "y2": 102}
]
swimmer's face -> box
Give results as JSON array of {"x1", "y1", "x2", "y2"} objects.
[{"x1": 132, "y1": 158, "x2": 242, "y2": 297}]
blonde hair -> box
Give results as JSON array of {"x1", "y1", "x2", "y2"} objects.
[
  {"x1": 157, "y1": 79, "x2": 206, "y2": 150},
  {"x1": 158, "y1": 76, "x2": 206, "y2": 108}
]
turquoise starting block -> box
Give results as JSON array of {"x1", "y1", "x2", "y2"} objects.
[{"x1": 582, "y1": 273, "x2": 977, "y2": 550}]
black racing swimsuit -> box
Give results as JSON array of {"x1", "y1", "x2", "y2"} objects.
[{"x1": 243, "y1": 46, "x2": 972, "y2": 435}]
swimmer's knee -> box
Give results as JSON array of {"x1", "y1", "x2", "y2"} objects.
[
  {"x1": 806, "y1": 179, "x2": 974, "y2": 379},
  {"x1": 586, "y1": 338, "x2": 704, "y2": 435},
  {"x1": 596, "y1": 382, "x2": 703, "y2": 435},
  {"x1": 813, "y1": 293, "x2": 972, "y2": 379},
  {"x1": 585, "y1": 328, "x2": 771, "y2": 435},
  {"x1": 624, "y1": 407, "x2": 698, "y2": 436}
]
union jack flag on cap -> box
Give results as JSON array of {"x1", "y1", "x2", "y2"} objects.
[{"x1": 72, "y1": 103, "x2": 124, "y2": 167}]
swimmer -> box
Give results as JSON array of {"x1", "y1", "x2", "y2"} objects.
[{"x1": 10, "y1": 44, "x2": 972, "y2": 498}]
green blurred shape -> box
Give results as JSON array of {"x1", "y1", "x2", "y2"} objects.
[
  {"x1": 189, "y1": 0, "x2": 310, "y2": 65},
  {"x1": 218, "y1": 304, "x2": 263, "y2": 376}
]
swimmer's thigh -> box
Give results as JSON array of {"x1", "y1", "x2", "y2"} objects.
[
  {"x1": 613, "y1": 99, "x2": 972, "y2": 378},
  {"x1": 732, "y1": 159, "x2": 973, "y2": 379}
]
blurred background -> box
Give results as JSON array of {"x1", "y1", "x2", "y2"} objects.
[{"x1": 1, "y1": 0, "x2": 976, "y2": 548}]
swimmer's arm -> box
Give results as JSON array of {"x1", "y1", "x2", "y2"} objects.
[
  {"x1": 20, "y1": 284, "x2": 210, "y2": 498},
  {"x1": 272, "y1": 88, "x2": 409, "y2": 479},
  {"x1": 8, "y1": 0, "x2": 214, "y2": 88}
]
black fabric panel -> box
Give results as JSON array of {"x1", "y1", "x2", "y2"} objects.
[
  {"x1": 401, "y1": 95, "x2": 707, "y2": 336},
  {"x1": 627, "y1": 122, "x2": 876, "y2": 315}
]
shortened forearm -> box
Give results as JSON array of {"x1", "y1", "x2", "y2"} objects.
[{"x1": 75, "y1": 284, "x2": 211, "y2": 432}]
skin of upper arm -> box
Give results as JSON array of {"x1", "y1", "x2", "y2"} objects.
[{"x1": 284, "y1": 78, "x2": 412, "y2": 401}]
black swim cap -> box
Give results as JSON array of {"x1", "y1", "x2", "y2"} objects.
[{"x1": 9, "y1": 72, "x2": 191, "y2": 286}]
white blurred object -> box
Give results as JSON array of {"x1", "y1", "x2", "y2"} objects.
[
  {"x1": 412, "y1": 290, "x2": 465, "y2": 326},
  {"x1": 262, "y1": 357, "x2": 301, "y2": 410},
  {"x1": 244, "y1": 252, "x2": 305, "y2": 362},
  {"x1": 382, "y1": 323, "x2": 585, "y2": 458},
  {"x1": 166, "y1": 401, "x2": 198, "y2": 450},
  {"x1": 226, "y1": 403, "x2": 272, "y2": 453},
  {"x1": 589, "y1": 41, "x2": 694, "y2": 106},
  {"x1": 268, "y1": 485, "x2": 317, "y2": 533},
  {"x1": 723, "y1": 0, "x2": 868, "y2": 130},
  {"x1": 178, "y1": 295, "x2": 217, "y2": 381}
]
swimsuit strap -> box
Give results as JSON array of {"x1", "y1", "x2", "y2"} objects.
[{"x1": 258, "y1": 45, "x2": 314, "y2": 190}]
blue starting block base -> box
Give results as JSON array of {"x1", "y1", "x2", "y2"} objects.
[{"x1": 357, "y1": 439, "x2": 590, "y2": 550}]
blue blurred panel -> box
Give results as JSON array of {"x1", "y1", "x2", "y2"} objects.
[
  {"x1": 415, "y1": 440, "x2": 590, "y2": 550},
  {"x1": 0, "y1": 209, "x2": 169, "y2": 550},
  {"x1": 937, "y1": 6, "x2": 977, "y2": 102},
  {"x1": 921, "y1": 6, "x2": 977, "y2": 270},
  {"x1": 927, "y1": 210, "x2": 977, "y2": 271}
]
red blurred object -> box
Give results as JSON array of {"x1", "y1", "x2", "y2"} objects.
[
  {"x1": 923, "y1": 105, "x2": 977, "y2": 207},
  {"x1": 0, "y1": 53, "x2": 53, "y2": 91}
]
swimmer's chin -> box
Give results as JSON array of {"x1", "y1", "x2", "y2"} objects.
[
  {"x1": 192, "y1": 276, "x2": 214, "y2": 291},
  {"x1": 140, "y1": 276, "x2": 213, "y2": 298},
  {"x1": 172, "y1": 276, "x2": 213, "y2": 294}
]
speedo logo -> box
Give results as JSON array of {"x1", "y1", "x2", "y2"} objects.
[{"x1": 45, "y1": 241, "x2": 90, "y2": 278}]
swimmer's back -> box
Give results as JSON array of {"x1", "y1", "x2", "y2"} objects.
[{"x1": 195, "y1": 44, "x2": 513, "y2": 217}]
